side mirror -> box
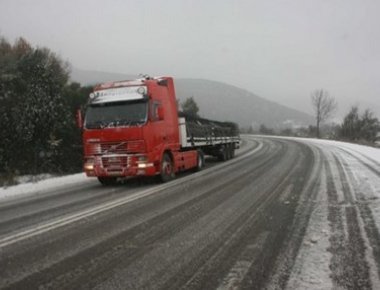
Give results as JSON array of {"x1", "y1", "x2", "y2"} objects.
[
  {"x1": 76, "y1": 109, "x2": 83, "y2": 129},
  {"x1": 157, "y1": 106, "x2": 165, "y2": 121}
]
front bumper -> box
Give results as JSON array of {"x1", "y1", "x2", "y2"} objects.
[{"x1": 84, "y1": 154, "x2": 157, "y2": 177}]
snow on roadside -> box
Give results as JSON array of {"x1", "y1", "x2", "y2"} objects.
[
  {"x1": 0, "y1": 173, "x2": 89, "y2": 201},
  {"x1": 286, "y1": 169, "x2": 332, "y2": 290},
  {"x1": 15, "y1": 174, "x2": 55, "y2": 185},
  {"x1": 258, "y1": 135, "x2": 380, "y2": 165},
  {"x1": 292, "y1": 138, "x2": 380, "y2": 165},
  {"x1": 0, "y1": 137, "x2": 253, "y2": 203},
  {"x1": 299, "y1": 138, "x2": 380, "y2": 223},
  {"x1": 277, "y1": 136, "x2": 380, "y2": 289}
]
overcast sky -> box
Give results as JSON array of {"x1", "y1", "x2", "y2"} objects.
[{"x1": 1, "y1": 0, "x2": 379, "y2": 118}]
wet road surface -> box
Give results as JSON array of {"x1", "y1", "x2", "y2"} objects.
[{"x1": 1, "y1": 136, "x2": 380, "y2": 289}]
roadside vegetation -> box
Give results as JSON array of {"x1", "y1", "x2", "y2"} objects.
[
  {"x1": 0, "y1": 37, "x2": 90, "y2": 185},
  {"x1": 242, "y1": 89, "x2": 380, "y2": 146}
]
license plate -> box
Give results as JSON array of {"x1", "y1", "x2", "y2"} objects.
[
  {"x1": 107, "y1": 170, "x2": 122, "y2": 175},
  {"x1": 108, "y1": 157, "x2": 119, "y2": 163}
]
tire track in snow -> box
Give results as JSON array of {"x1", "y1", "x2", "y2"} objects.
[
  {"x1": 266, "y1": 144, "x2": 323, "y2": 290},
  {"x1": 325, "y1": 157, "x2": 371, "y2": 289},
  {"x1": 337, "y1": 148, "x2": 380, "y2": 178},
  {"x1": 216, "y1": 231, "x2": 270, "y2": 290},
  {"x1": 333, "y1": 155, "x2": 355, "y2": 203},
  {"x1": 285, "y1": 164, "x2": 332, "y2": 290},
  {"x1": 336, "y1": 151, "x2": 380, "y2": 286}
]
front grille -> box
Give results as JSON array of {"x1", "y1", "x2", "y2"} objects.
[
  {"x1": 102, "y1": 156, "x2": 129, "y2": 168},
  {"x1": 88, "y1": 140, "x2": 145, "y2": 155},
  {"x1": 101, "y1": 142, "x2": 128, "y2": 154}
]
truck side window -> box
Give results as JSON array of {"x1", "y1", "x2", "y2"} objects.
[{"x1": 151, "y1": 101, "x2": 162, "y2": 121}]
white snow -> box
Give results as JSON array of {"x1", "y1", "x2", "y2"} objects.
[
  {"x1": 293, "y1": 138, "x2": 380, "y2": 164},
  {"x1": 0, "y1": 137, "x2": 253, "y2": 202},
  {"x1": 286, "y1": 169, "x2": 332, "y2": 290},
  {"x1": 282, "y1": 136, "x2": 380, "y2": 289},
  {"x1": 0, "y1": 173, "x2": 89, "y2": 201}
]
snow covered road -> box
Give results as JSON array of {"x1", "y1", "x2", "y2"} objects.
[
  {"x1": 283, "y1": 138, "x2": 380, "y2": 290},
  {"x1": 0, "y1": 136, "x2": 379, "y2": 289}
]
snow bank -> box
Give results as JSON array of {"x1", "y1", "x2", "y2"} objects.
[
  {"x1": 0, "y1": 173, "x2": 89, "y2": 201},
  {"x1": 302, "y1": 138, "x2": 380, "y2": 164},
  {"x1": 265, "y1": 135, "x2": 380, "y2": 164}
]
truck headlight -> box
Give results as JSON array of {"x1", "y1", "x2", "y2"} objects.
[
  {"x1": 138, "y1": 163, "x2": 153, "y2": 168},
  {"x1": 84, "y1": 158, "x2": 95, "y2": 170},
  {"x1": 136, "y1": 155, "x2": 153, "y2": 168}
]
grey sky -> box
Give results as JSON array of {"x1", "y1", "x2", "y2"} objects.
[{"x1": 1, "y1": 0, "x2": 379, "y2": 119}]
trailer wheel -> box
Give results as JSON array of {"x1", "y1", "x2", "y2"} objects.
[
  {"x1": 230, "y1": 144, "x2": 235, "y2": 159},
  {"x1": 226, "y1": 144, "x2": 232, "y2": 160},
  {"x1": 218, "y1": 145, "x2": 228, "y2": 161},
  {"x1": 98, "y1": 177, "x2": 118, "y2": 186},
  {"x1": 160, "y1": 153, "x2": 175, "y2": 182},
  {"x1": 193, "y1": 150, "x2": 205, "y2": 172}
]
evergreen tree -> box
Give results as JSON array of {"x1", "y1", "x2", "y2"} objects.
[
  {"x1": 359, "y1": 109, "x2": 379, "y2": 142},
  {"x1": 181, "y1": 96, "x2": 199, "y2": 118},
  {"x1": 58, "y1": 82, "x2": 92, "y2": 172},
  {"x1": 340, "y1": 106, "x2": 360, "y2": 141},
  {"x1": 0, "y1": 37, "x2": 70, "y2": 178},
  {"x1": 340, "y1": 106, "x2": 379, "y2": 142}
]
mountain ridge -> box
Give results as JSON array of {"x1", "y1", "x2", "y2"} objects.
[{"x1": 70, "y1": 68, "x2": 314, "y2": 128}]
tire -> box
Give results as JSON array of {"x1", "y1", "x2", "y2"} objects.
[
  {"x1": 160, "y1": 153, "x2": 175, "y2": 182},
  {"x1": 193, "y1": 150, "x2": 205, "y2": 172},
  {"x1": 98, "y1": 177, "x2": 118, "y2": 186},
  {"x1": 226, "y1": 144, "x2": 232, "y2": 160},
  {"x1": 230, "y1": 144, "x2": 235, "y2": 159},
  {"x1": 218, "y1": 145, "x2": 227, "y2": 161}
]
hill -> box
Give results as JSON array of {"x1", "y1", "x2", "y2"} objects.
[
  {"x1": 174, "y1": 79, "x2": 313, "y2": 129},
  {"x1": 70, "y1": 68, "x2": 314, "y2": 128}
]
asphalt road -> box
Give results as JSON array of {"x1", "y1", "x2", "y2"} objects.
[{"x1": 0, "y1": 136, "x2": 379, "y2": 289}]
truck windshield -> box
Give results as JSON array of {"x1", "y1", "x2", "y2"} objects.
[{"x1": 84, "y1": 100, "x2": 148, "y2": 129}]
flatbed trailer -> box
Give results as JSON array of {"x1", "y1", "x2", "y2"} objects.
[{"x1": 77, "y1": 76, "x2": 240, "y2": 185}]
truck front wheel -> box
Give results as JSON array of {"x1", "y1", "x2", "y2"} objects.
[
  {"x1": 193, "y1": 150, "x2": 205, "y2": 172},
  {"x1": 160, "y1": 153, "x2": 175, "y2": 182}
]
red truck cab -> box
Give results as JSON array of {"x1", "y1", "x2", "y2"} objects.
[{"x1": 82, "y1": 76, "x2": 198, "y2": 185}]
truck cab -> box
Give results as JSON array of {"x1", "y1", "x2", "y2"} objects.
[
  {"x1": 80, "y1": 76, "x2": 240, "y2": 185},
  {"x1": 82, "y1": 77, "x2": 183, "y2": 185}
]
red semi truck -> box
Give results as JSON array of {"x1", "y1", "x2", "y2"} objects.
[{"x1": 78, "y1": 76, "x2": 240, "y2": 185}]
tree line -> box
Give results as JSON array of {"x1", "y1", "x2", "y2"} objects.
[
  {"x1": 0, "y1": 37, "x2": 90, "y2": 185},
  {"x1": 309, "y1": 89, "x2": 379, "y2": 142},
  {"x1": 242, "y1": 89, "x2": 380, "y2": 143}
]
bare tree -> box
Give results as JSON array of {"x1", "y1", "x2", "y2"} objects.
[{"x1": 310, "y1": 89, "x2": 337, "y2": 138}]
